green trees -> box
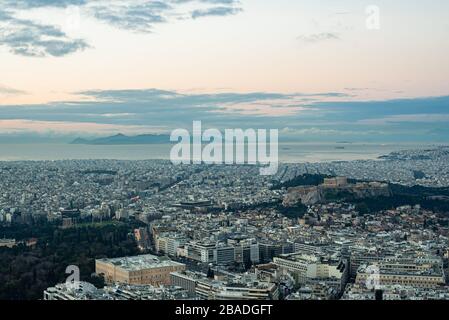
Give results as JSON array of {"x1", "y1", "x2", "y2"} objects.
[{"x1": 0, "y1": 221, "x2": 143, "y2": 300}]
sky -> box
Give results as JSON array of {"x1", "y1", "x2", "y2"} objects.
[{"x1": 0, "y1": 0, "x2": 449, "y2": 142}]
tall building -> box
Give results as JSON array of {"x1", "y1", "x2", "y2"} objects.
[
  {"x1": 185, "y1": 242, "x2": 216, "y2": 263},
  {"x1": 215, "y1": 246, "x2": 235, "y2": 265},
  {"x1": 155, "y1": 233, "x2": 189, "y2": 257},
  {"x1": 274, "y1": 253, "x2": 348, "y2": 294}
]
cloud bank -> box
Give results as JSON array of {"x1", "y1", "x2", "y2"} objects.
[
  {"x1": 0, "y1": 0, "x2": 243, "y2": 57},
  {"x1": 1, "y1": 89, "x2": 448, "y2": 142}
]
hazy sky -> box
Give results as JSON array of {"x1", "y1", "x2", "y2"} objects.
[{"x1": 0, "y1": 0, "x2": 449, "y2": 141}]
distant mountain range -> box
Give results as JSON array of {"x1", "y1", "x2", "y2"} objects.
[{"x1": 70, "y1": 134, "x2": 171, "y2": 145}]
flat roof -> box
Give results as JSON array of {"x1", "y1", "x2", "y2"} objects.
[{"x1": 97, "y1": 254, "x2": 185, "y2": 271}]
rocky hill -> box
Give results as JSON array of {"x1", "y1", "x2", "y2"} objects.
[{"x1": 283, "y1": 181, "x2": 391, "y2": 206}]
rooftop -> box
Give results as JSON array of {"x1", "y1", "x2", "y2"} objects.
[{"x1": 96, "y1": 254, "x2": 185, "y2": 271}]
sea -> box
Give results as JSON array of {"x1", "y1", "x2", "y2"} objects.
[{"x1": 0, "y1": 142, "x2": 442, "y2": 163}]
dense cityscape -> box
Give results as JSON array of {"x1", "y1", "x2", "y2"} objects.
[
  {"x1": 0, "y1": 1, "x2": 447, "y2": 316},
  {"x1": 1, "y1": 146, "x2": 449, "y2": 300}
]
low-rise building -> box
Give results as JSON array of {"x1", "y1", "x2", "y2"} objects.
[
  {"x1": 355, "y1": 259, "x2": 446, "y2": 289},
  {"x1": 96, "y1": 254, "x2": 186, "y2": 286},
  {"x1": 171, "y1": 271, "x2": 279, "y2": 300}
]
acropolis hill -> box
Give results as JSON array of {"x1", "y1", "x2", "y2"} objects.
[{"x1": 283, "y1": 177, "x2": 391, "y2": 206}]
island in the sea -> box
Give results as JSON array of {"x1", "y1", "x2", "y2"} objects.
[{"x1": 71, "y1": 133, "x2": 171, "y2": 145}]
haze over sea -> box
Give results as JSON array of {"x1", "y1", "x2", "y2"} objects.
[{"x1": 0, "y1": 142, "x2": 441, "y2": 163}]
